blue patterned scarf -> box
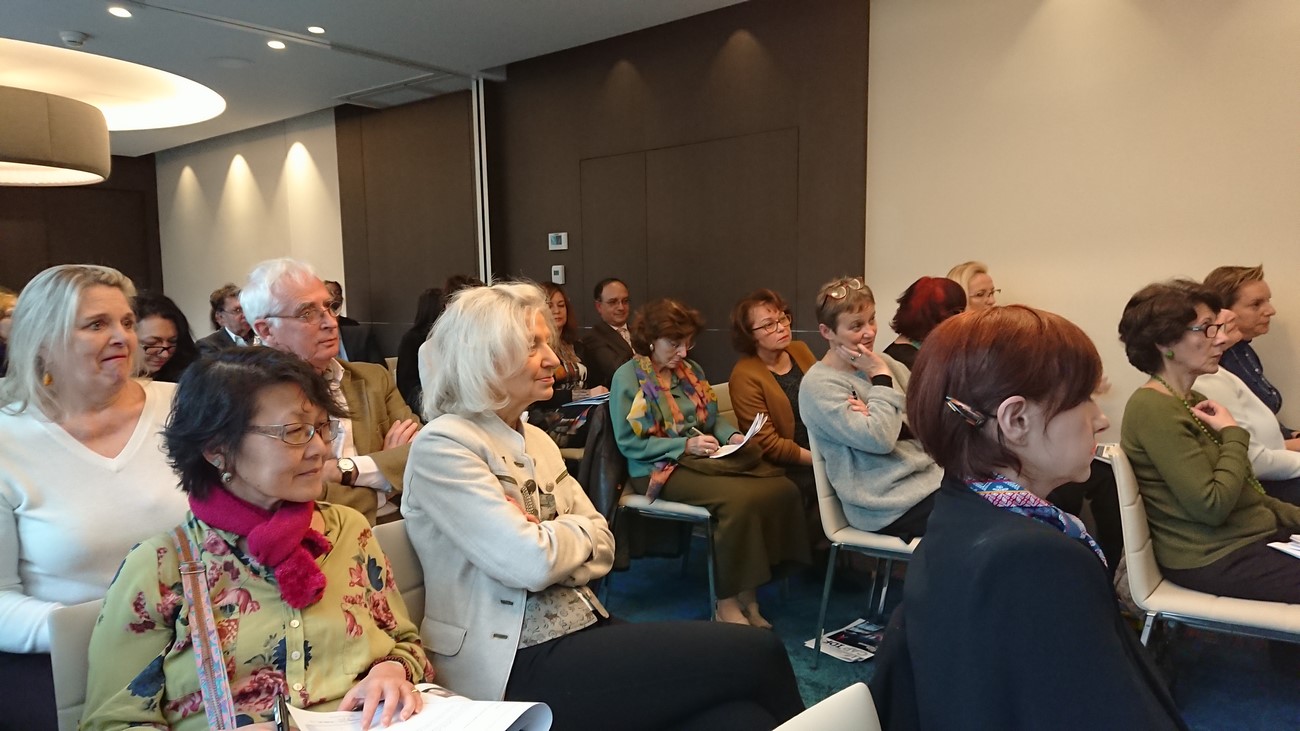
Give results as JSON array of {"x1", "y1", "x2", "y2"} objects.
[{"x1": 966, "y1": 475, "x2": 1107, "y2": 567}]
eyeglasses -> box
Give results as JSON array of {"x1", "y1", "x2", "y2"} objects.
[
  {"x1": 221, "y1": 306, "x2": 244, "y2": 317},
  {"x1": 752, "y1": 314, "x2": 792, "y2": 334},
  {"x1": 142, "y1": 343, "x2": 177, "y2": 356},
  {"x1": 248, "y1": 419, "x2": 341, "y2": 446},
  {"x1": 601, "y1": 297, "x2": 630, "y2": 307},
  {"x1": 971, "y1": 288, "x2": 1002, "y2": 300},
  {"x1": 1188, "y1": 322, "x2": 1223, "y2": 338},
  {"x1": 818, "y1": 278, "x2": 864, "y2": 305},
  {"x1": 265, "y1": 300, "x2": 343, "y2": 325},
  {"x1": 662, "y1": 339, "x2": 695, "y2": 353}
]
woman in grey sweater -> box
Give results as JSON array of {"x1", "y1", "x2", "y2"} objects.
[{"x1": 799, "y1": 276, "x2": 942, "y2": 538}]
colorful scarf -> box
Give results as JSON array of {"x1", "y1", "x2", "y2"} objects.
[
  {"x1": 625, "y1": 355, "x2": 715, "y2": 501},
  {"x1": 966, "y1": 475, "x2": 1108, "y2": 567},
  {"x1": 189, "y1": 487, "x2": 332, "y2": 608}
]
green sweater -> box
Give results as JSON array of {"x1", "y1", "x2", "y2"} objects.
[{"x1": 1121, "y1": 387, "x2": 1300, "y2": 570}]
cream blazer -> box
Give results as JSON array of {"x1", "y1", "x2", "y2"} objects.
[{"x1": 401, "y1": 412, "x2": 615, "y2": 700}]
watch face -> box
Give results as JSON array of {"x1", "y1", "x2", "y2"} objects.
[{"x1": 338, "y1": 458, "x2": 355, "y2": 471}]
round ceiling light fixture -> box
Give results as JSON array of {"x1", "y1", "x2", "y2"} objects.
[
  {"x1": 107, "y1": 6, "x2": 133, "y2": 18},
  {"x1": 267, "y1": 39, "x2": 286, "y2": 50},
  {"x1": 307, "y1": 26, "x2": 325, "y2": 34},
  {"x1": 0, "y1": 38, "x2": 225, "y2": 131},
  {"x1": 0, "y1": 86, "x2": 110, "y2": 186}
]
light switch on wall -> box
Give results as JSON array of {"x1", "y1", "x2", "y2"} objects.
[{"x1": 551, "y1": 265, "x2": 566, "y2": 284}]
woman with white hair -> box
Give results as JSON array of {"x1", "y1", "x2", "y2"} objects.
[
  {"x1": 403, "y1": 281, "x2": 804, "y2": 730},
  {"x1": 0, "y1": 265, "x2": 189, "y2": 728},
  {"x1": 947, "y1": 260, "x2": 999, "y2": 312}
]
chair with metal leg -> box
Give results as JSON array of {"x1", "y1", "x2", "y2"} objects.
[{"x1": 809, "y1": 432, "x2": 918, "y2": 665}]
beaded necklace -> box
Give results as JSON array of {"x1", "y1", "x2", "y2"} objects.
[{"x1": 1151, "y1": 374, "x2": 1265, "y2": 495}]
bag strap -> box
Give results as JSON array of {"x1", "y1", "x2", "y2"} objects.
[{"x1": 172, "y1": 525, "x2": 238, "y2": 730}]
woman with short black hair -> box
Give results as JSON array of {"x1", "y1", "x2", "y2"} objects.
[{"x1": 83, "y1": 347, "x2": 431, "y2": 730}]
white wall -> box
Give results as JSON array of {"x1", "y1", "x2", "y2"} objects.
[
  {"x1": 867, "y1": 0, "x2": 1300, "y2": 428},
  {"x1": 156, "y1": 109, "x2": 345, "y2": 336}
]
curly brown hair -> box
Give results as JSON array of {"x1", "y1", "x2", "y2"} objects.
[{"x1": 629, "y1": 298, "x2": 704, "y2": 356}]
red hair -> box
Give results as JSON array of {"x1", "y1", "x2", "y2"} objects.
[{"x1": 890, "y1": 277, "x2": 967, "y2": 341}]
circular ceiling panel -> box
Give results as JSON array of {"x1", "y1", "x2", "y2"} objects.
[{"x1": 0, "y1": 38, "x2": 226, "y2": 131}]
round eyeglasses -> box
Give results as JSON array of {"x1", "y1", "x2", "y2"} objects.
[
  {"x1": 247, "y1": 419, "x2": 341, "y2": 445},
  {"x1": 819, "y1": 278, "x2": 864, "y2": 305}
]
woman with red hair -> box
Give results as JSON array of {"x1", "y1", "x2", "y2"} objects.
[{"x1": 883, "y1": 277, "x2": 967, "y2": 371}]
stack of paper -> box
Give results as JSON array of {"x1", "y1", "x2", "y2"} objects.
[{"x1": 285, "y1": 684, "x2": 552, "y2": 731}]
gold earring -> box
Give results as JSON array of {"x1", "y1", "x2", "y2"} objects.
[{"x1": 42, "y1": 372, "x2": 53, "y2": 387}]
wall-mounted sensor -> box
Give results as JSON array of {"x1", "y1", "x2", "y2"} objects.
[
  {"x1": 551, "y1": 265, "x2": 566, "y2": 284},
  {"x1": 547, "y1": 232, "x2": 568, "y2": 251}
]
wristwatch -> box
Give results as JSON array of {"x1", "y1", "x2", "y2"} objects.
[{"x1": 337, "y1": 457, "x2": 357, "y2": 486}]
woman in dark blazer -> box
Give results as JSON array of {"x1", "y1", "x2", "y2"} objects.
[{"x1": 870, "y1": 305, "x2": 1185, "y2": 731}]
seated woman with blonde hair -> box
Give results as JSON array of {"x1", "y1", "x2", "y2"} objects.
[
  {"x1": 946, "y1": 260, "x2": 999, "y2": 313},
  {"x1": 405, "y1": 282, "x2": 804, "y2": 729}
]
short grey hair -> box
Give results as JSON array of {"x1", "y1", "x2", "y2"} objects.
[
  {"x1": 241, "y1": 258, "x2": 321, "y2": 325},
  {"x1": 423, "y1": 281, "x2": 550, "y2": 419},
  {"x1": 946, "y1": 260, "x2": 990, "y2": 293},
  {"x1": 0, "y1": 264, "x2": 138, "y2": 417}
]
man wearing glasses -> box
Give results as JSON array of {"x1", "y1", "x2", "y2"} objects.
[
  {"x1": 581, "y1": 277, "x2": 634, "y2": 389},
  {"x1": 196, "y1": 283, "x2": 255, "y2": 356},
  {"x1": 242, "y1": 258, "x2": 420, "y2": 524}
]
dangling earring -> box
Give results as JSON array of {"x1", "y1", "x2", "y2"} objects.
[{"x1": 1164, "y1": 350, "x2": 1175, "y2": 359}]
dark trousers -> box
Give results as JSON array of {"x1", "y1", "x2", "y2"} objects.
[
  {"x1": 0, "y1": 651, "x2": 58, "y2": 731},
  {"x1": 1261, "y1": 476, "x2": 1300, "y2": 507},
  {"x1": 877, "y1": 491, "x2": 936, "y2": 543},
  {"x1": 505, "y1": 620, "x2": 805, "y2": 731},
  {"x1": 1162, "y1": 529, "x2": 1300, "y2": 604}
]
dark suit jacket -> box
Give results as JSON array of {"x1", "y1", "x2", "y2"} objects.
[
  {"x1": 339, "y1": 317, "x2": 385, "y2": 365},
  {"x1": 579, "y1": 322, "x2": 633, "y2": 389},
  {"x1": 196, "y1": 328, "x2": 239, "y2": 357},
  {"x1": 870, "y1": 474, "x2": 1185, "y2": 731},
  {"x1": 321, "y1": 359, "x2": 420, "y2": 523}
]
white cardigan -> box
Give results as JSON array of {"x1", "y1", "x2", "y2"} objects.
[
  {"x1": 0, "y1": 380, "x2": 190, "y2": 652},
  {"x1": 402, "y1": 412, "x2": 614, "y2": 700},
  {"x1": 1195, "y1": 369, "x2": 1300, "y2": 481}
]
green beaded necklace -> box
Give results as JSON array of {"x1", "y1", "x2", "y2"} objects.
[{"x1": 1151, "y1": 374, "x2": 1265, "y2": 495}]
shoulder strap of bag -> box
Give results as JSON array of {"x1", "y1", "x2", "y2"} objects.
[{"x1": 172, "y1": 525, "x2": 238, "y2": 730}]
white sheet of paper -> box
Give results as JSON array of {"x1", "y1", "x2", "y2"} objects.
[
  {"x1": 285, "y1": 688, "x2": 552, "y2": 731},
  {"x1": 709, "y1": 412, "x2": 766, "y2": 458}
]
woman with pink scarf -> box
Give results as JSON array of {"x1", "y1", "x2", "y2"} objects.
[{"x1": 82, "y1": 348, "x2": 431, "y2": 731}]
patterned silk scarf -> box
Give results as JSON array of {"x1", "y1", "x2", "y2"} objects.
[
  {"x1": 624, "y1": 355, "x2": 715, "y2": 500},
  {"x1": 966, "y1": 475, "x2": 1108, "y2": 567}
]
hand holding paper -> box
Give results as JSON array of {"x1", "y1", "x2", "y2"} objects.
[{"x1": 709, "y1": 413, "x2": 766, "y2": 459}]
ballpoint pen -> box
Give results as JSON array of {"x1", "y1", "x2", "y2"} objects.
[{"x1": 274, "y1": 693, "x2": 291, "y2": 731}]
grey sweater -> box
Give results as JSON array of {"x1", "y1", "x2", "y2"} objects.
[{"x1": 798, "y1": 354, "x2": 942, "y2": 531}]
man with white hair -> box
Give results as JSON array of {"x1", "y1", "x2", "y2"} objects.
[{"x1": 242, "y1": 258, "x2": 419, "y2": 523}]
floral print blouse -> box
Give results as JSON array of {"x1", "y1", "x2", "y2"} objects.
[{"x1": 81, "y1": 504, "x2": 432, "y2": 731}]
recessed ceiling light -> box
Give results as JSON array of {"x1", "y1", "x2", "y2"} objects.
[
  {"x1": 107, "y1": 6, "x2": 132, "y2": 18},
  {"x1": 267, "y1": 40, "x2": 286, "y2": 50},
  {"x1": 307, "y1": 26, "x2": 325, "y2": 34}
]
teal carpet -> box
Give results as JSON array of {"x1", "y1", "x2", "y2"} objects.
[{"x1": 604, "y1": 537, "x2": 1300, "y2": 730}]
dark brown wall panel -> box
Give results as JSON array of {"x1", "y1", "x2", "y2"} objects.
[
  {"x1": 489, "y1": 0, "x2": 867, "y2": 378},
  {"x1": 578, "y1": 152, "x2": 647, "y2": 324},
  {"x1": 644, "y1": 129, "x2": 799, "y2": 376},
  {"x1": 336, "y1": 93, "x2": 479, "y2": 355},
  {"x1": 0, "y1": 155, "x2": 161, "y2": 293}
]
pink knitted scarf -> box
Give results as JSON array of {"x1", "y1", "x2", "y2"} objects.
[{"x1": 189, "y1": 487, "x2": 332, "y2": 608}]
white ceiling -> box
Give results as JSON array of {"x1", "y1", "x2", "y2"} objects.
[{"x1": 0, "y1": 0, "x2": 746, "y2": 157}]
